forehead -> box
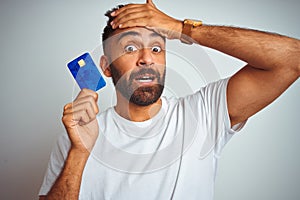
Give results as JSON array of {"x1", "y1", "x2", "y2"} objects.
[{"x1": 105, "y1": 27, "x2": 165, "y2": 45}]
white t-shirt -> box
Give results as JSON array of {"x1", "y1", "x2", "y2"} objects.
[{"x1": 39, "y1": 78, "x2": 245, "y2": 199}]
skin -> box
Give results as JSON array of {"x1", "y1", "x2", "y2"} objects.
[
  {"x1": 109, "y1": 0, "x2": 300, "y2": 125},
  {"x1": 100, "y1": 27, "x2": 167, "y2": 121},
  {"x1": 40, "y1": 0, "x2": 300, "y2": 199},
  {"x1": 40, "y1": 89, "x2": 99, "y2": 200}
]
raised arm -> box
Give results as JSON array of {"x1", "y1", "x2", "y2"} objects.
[
  {"x1": 40, "y1": 89, "x2": 99, "y2": 200},
  {"x1": 194, "y1": 26, "x2": 300, "y2": 125},
  {"x1": 111, "y1": 0, "x2": 300, "y2": 126}
]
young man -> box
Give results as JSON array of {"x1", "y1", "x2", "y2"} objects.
[{"x1": 39, "y1": 0, "x2": 300, "y2": 199}]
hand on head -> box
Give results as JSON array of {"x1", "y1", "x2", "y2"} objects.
[{"x1": 110, "y1": 0, "x2": 182, "y2": 40}]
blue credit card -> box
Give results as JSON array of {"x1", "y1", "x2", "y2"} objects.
[{"x1": 67, "y1": 52, "x2": 106, "y2": 91}]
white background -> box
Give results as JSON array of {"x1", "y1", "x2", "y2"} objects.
[{"x1": 0, "y1": 0, "x2": 299, "y2": 199}]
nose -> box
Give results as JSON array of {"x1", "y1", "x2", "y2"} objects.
[{"x1": 137, "y1": 48, "x2": 154, "y2": 67}]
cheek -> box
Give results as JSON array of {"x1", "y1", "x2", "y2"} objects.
[
  {"x1": 111, "y1": 56, "x2": 137, "y2": 78},
  {"x1": 109, "y1": 50, "x2": 124, "y2": 63},
  {"x1": 155, "y1": 54, "x2": 166, "y2": 73},
  {"x1": 155, "y1": 52, "x2": 166, "y2": 65},
  {"x1": 116, "y1": 55, "x2": 136, "y2": 68}
]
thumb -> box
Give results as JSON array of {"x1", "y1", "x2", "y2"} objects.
[{"x1": 146, "y1": 0, "x2": 156, "y2": 7}]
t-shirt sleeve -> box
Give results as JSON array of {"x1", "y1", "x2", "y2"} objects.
[
  {"x1": 187, "y1": 77, "x2": 246, "y2": 158},
  {"x1": 38, "y1": 132, "x2": 71, "y2": 196}
]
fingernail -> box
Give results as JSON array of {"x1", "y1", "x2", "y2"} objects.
[
  {"x1": 111, "y1": 11, "x2": 115, "y2": 16},
  {"x1": 119, "y1": 24, "x2": 123, "y2": 28},
  {"x1": 110, "y1": 21, "x2": 114, "y2": 26}
]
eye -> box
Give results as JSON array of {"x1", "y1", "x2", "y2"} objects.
[
  {"x1": 151, "y1": 46, "x2": 162, "y2": 53},
  {"x1": 124, "y1": 45, "x2": 138, "y2": 53}
]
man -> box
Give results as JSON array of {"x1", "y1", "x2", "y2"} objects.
[{"x1": 39, "y1": 0, "x2": 300, "y2": 199}]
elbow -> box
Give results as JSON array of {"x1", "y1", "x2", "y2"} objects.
[
  {"x1": 293, "y1": 40, "x2": 300, "y2": 77},
  {"x1": 292, "y1": 55, "x2": 300, "y2": 78},
  {"x1": 283, "y1": 38, "x2": 300, "y2": 77},
  {"x1": 296, "y1": 58, "x2": 300, "y2": 77}
]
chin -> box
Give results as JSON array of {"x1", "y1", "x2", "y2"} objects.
[{"x1": 129, "y1": 85, "x2": 164, "y2": 106}]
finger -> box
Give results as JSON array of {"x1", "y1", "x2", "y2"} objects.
[
  {"x1": 147, "y1": 0, "x2": 156, "y2": 7},
  {"x1": 76, "y1": 88, "x2": 98, "y2": 101},
  {"x1": 64, "y1": 101, "x2": 97, "y2": 121},
  {"x1": 73, "y1": 110, "x2": 91, "y2": 126},
  {"x1": 119, "y1": 20, "x2": 148, "y2": 29},
  {"x1": 111, "y1": 4, "x2": 142, "y2": 16},
  {"x1": 113, "y1": 10, "x2": 152, "y2": 28},
  {"x1": 113, "y1": 13, "x2": 145, "y2": 28},
  {"x1": 64, "y1": 102, "x2": 73, "y2": 111},
  {"x1": 111, "y1": 6, "x2": 148, "y2": 24},
  {"x1": 64, "y1": 97, "x2": 98, "y2": 115},
  {"x1": 62, "y1": 110, "x2": 90, "y2": 128},
  {"x1": 73, "y1": 95, "x2": 99, "y2": 114},
  {"x1": 115, "y1": 17, "x2": 151, "y2": 30}
]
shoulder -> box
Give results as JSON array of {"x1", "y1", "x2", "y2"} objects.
[
  {"x1": 195, "y1": 78, "x2": 230, "y2": 98},
  {"x1": 178, "y1": 78, "x2": 230, "y2": 106}
]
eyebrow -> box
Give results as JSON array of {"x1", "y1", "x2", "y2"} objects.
[
  {"x1": 117, "y1": 31, "x2": 141, "y2": 43},
  {"x1": 150, "y1": 32, "x2": 165, "y2": 41},
  {"x1": 117, "y1": 31, "x2": 165, "y2": 43}
]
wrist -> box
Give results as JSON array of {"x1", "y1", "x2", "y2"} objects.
[
  {"x1": 180, "y1": 19, "x2": 203, "y2": 44},
  {"x1": 69, "y1": 147, "x2": 91, "y2": 159},
  {"x1": 164, "y1": 19, "x2": 183, "y2": 40},
  {"x1": 174, "y1": 19, "x2": 183, "y2": 39}
]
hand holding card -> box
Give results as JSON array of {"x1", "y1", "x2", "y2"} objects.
[{"x1": 67, "y1": 53, "x2": 106, "y2": 91}]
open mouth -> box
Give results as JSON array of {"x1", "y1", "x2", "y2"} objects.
[{"x1": 134, "y1": 74, "x2": 156, "y2": 83}]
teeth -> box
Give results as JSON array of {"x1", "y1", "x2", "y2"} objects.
[
  {"x1": 136, "y1": 76, "x2": 154, "y2": 82},
  {"x1": 137, "y1": 79, "x2": 152, "y2": 83}
]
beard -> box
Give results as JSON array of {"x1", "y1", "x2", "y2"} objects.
[{"x1": 110, "y1": 64, "x2": 165, "y2": 106}]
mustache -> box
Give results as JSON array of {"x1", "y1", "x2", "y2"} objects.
[{"x1": 129, "y1": 68, "x2": 160, "y2": 81}]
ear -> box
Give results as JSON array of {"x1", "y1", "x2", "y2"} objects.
[{"x1": 100, "y1": 55, "x2": 112, "y2": 77}]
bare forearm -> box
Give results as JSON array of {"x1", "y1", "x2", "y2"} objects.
[
  {"x1": 45, "y1": 149, "x2": 89, "y2": 200},
  {"x1": 192, "y1": 25, "x2": 300, "y2": 73}
]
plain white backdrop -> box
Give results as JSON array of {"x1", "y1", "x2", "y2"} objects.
[{"x1": 0, "y1": 0, "x2": 299, "y2": 199}]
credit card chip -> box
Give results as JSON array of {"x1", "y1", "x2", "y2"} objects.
[{"x1": 78, "y1": 59, "x2": 86, "y2": 67}]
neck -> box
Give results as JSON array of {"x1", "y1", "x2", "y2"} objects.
[{"x1": 114, "y1": 92, "x2": 162, "y2": 122}]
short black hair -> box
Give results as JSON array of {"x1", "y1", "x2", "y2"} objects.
[
  {"x1": 102, "y1": 5, "x2": 125, "y2": 52},
  {"x1": 101, "y1": 4, "x2": 166, "y2": 53}
]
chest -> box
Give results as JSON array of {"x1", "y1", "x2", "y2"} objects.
[{"x1": 79, "y1": 145, "x2": 216, "y2": 200}]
